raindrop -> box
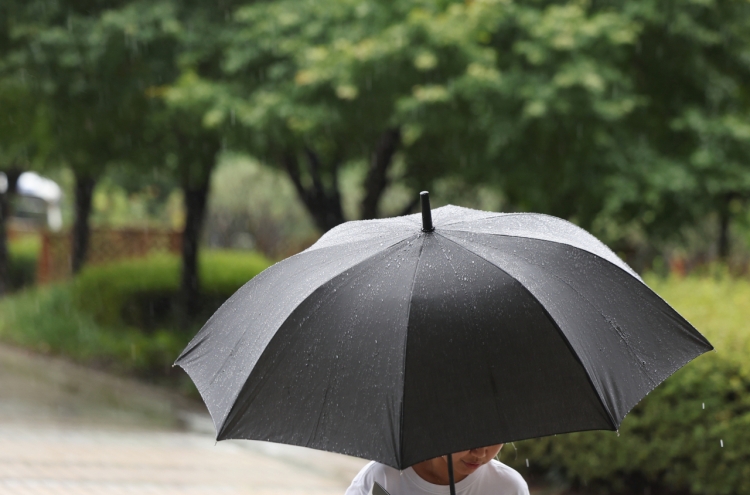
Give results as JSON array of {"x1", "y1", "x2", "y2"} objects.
[
  {"x1": 525, "y1": 459, "x2": 529, "y2": 468},
  {"x1": 720, "y1": 439, "x2": 724, "y2": 448},
  {"x1": 702, "y1": 403, "x2": 705, "y2": 409}
]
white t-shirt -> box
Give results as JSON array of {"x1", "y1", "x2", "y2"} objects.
[{"x1": 345, "y1": 460, "x2": 529, "y2": 495}]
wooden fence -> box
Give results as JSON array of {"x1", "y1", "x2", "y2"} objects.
[{"x1": 37, "y1": 227, "x2": 181, "y2": 284}]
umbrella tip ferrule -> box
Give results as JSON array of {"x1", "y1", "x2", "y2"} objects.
[{"x1": 420, "y1": 191, "x2": 434, "y2": 232}]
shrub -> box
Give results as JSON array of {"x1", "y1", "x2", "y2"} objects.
[
  {"x1": 73, "y1": 254, "x2": 180, "y2": 327},
  {"x1": 72, "y1": 250, "x2": 271, "y2": 328},
  {"x1": 0, "y1": 283, "x2": 159, "y2": 372},
  {"x1": 8, "y1": 235, "x2": 40, "y2": 290},
  {"x1": 199, "y1": 249, "x2": 274, "y2": 297},
  {"x1": 501, "y1": 274, "x2": 750, "y2": 495},
  {"x1": 0, "y1": 250, "x2": 272, "y2": 382}
]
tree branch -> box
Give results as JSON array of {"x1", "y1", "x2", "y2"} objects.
[{"x1": 282, "y1": 150, "x2": 345, "y2": 232}]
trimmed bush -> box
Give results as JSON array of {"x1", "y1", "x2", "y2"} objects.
[
  {"x1": 8, "y1": 235, "x2": 40, "y2": 290},
  {"x1": 72, "y1": 250, "x2": 271, "y2": 328},
  {"x1": 501, "y1": 274, "x2": 750, "y2": 495},
  {"x1": 0, "y1": 250, "x2": 271, "y2": 381}
]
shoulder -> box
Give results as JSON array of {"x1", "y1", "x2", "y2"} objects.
[
  {"x1": 479, "y1": 460, "x2": 529, "y2": 494},
  {"x1": 345, "y1": 462, "x2": 399, "y2": 495}
]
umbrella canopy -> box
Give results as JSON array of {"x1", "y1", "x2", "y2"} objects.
[{"x1": 175, "y1": 193, "x2": 712, "y2": 471}]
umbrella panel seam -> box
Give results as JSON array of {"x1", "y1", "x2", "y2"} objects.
[
  {"x1": 439, "y1": 230, "x2": 711, "y2": 426},
  {"x1": 398, "y1": 233, "x2": 427, "y2": 468},
  {"x1": 439, "y1": 226, "x2": 642, "y2": 283},
  {"x1": 442, "y1": 230, "x2": 710, "y2": 354},
  {"x1": 434, "y1": 232, "x2": 619, "y2": 430},
  {"x1": 213, "y1": 234, "x2": 418, "y2": 439},
  {"x1": 495, "y1": 241, "x2": 662, "y2": 394}
]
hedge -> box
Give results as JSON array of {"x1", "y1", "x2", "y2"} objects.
[
  {"x1": 8, "y1": 235, "x2": 40, "y2": 290},
  {"x1": 501, "y1": 274, "x2": 750, "y2": 495},
  {"x1": 72, "y1": 250, "x2": 271, "y2": 328},
  {"x1": 0, "y1": 250, "x2": 272, "y2": 381}
]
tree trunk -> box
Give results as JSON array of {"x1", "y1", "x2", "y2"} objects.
[
  {"x1": 180, "y1": 174, "x2": 211, "y2": 318},
  {"x1": 0, "y1": 168, "x2": 22, "y2": 295},
  {"x1": 282, "y1": 151, "x2": 345, "y2": 232},
  {"x1": 71, "y1": 175, "x2": 96, "y2": 274},
  {"x1": 361, "y1": 128, "x2": 401, "y2": 220}
]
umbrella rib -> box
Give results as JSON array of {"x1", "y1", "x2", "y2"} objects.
[
  {"x1": 441, "y1": 229, "x2": 709, "y2": 351},
  {"x1": 434, "y1": 236, "x2": 514, "y2": 440},
  {"x1": 305, "y1": 221, "x2": 418, "y2": 252},
  {"x1": 398, "y1": 235, "x2": 427, "y2": 468},
  {"x1": 434, "y1": 232, "x2": 620, "y2": 430},
  {"x1": 437, "y1": 210, "x2": 582, "y2": 228},
  {"x1": 308, "y1": 380, "x2": 332, "y2": 448},
  {"x1": 493, "y1": 243, "x2": 661, "y2": 391},
  {"x1": 494, "y1": 246, "x2": 667, "y2": 416},
  {"x1": 437, "y1": 212, "x2": 507, "y2": 227},
  {"x1": 439, "y1": 226, "x2": 641, "y2": 282},
  {"x1": 214, "y1": 233, "x2": 419, "y2": 440}
]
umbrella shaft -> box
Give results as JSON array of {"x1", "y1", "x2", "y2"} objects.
[
  {"x1": 447, "y1": 454, "x2": 456, "y2": 495},
  {"x1": 420, "y1": 191, "x2": 434, "y2": 232}
]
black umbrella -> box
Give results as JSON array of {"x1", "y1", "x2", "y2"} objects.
[{"x1": 175, "y1": 192, "x2": 711, "y2": 491}]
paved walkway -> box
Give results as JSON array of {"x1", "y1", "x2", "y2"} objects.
[{"x1": 0, "y1": 345, "x2": 367, "y2": 495}]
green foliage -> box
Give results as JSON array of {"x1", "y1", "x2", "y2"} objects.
[
  {"x1": 502, "y1": 274, "x2": 750, "y2": 495},
  {"x1": 6, "y1": 0, "x2": 750, "y2": 262},
  {"x1": 72, "y1": 250, "x2": 271, "y2": 327},
  {"x1": 0, "y1": 250, "x2": 271, "y2": 380},
  {"x1": 157, "y1": 0, "x2": 750, "y2": 252},
  {"x1": 0, "y1": 283, "x2": 173, "y2": 374},
  {"x1": 89, "y1": 177, "x2": 184, "y2": 229},
  {"x1": 0, "y1": 78, "x2": 46, "y2": 166},
  {"x1": 73, "y1": 255, "x2": 181, "y2": 327},
  {"x1": 8, "y1": 0, "x2": 151, "y2": 177},
  {"x1": 198, "y1": 249, "x2": 273, "y2": 296},
  {"x1": 7, "y1": 235, "x2": 40, "y2": 290}
]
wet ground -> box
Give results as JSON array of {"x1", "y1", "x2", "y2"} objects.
[
  {"x1": 0, "y1": 344, "x2": 566, "y2": 495},
  {"x1": 0, "y1": 344, "x2": 367, "y2": 495}
]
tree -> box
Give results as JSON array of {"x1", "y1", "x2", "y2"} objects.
[
  {"x1": 0, "y1": 1, "x2": 50, "y2": 293},
  {"x1": 177, "y1": 0, "x2": 445, "y2": 231},
  {"x1": 616, "y1": 0, "x2": 750, "y2": 260},
  {"x1": 178, "y1": 0, "x2": 645, "y2": 234},
  {"x1": 99, "y1": 0, "x2": 239, "y2": 316},
  {"x1": 234, "y1": 0, "x2": 750, "y2": 262},
  {"x1": 0, "y1": 80, "x2": 40, "y2": 295},
  {"x1": 10, "y1": 0, "x2": 149, "y2": 273}
]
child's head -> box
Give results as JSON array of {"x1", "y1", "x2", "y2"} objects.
[
  {"x1": 449, "y1": 444, "x2": 503, "y2": 478},
  {"x1": 412, "y1": 444, "x2": 504, "y2": 485}
]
